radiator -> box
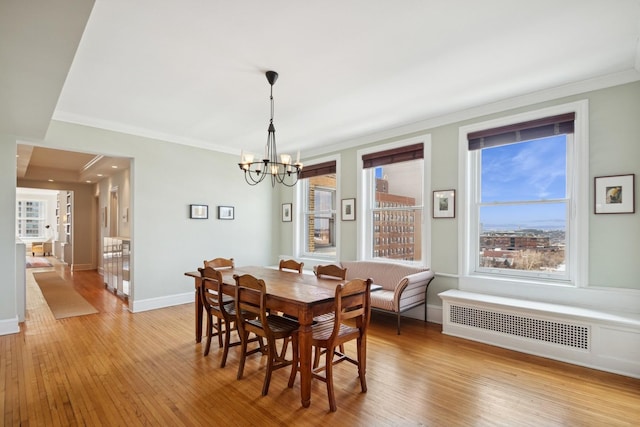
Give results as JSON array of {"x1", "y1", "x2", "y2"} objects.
[
  {"x1": 448, "y1": 304, "x2": 590, "y2": 350},
  {"x1": 439, "y1": 290, "x2": 640, "y2": 378}
]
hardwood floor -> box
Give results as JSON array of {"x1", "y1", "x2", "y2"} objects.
[{"x1": 3, "y1": 262, "x2": 639, "y2": 426}]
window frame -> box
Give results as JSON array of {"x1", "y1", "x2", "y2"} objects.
[
  {"x1": 458, "y1": 100, "x2": 589, "y2": 291},
  {"x1": 294, "y1": 154, "x2": 340, "y2": 262},
  {"x1": 357, "y1": 135, "x2": 432, "y2": 267}
]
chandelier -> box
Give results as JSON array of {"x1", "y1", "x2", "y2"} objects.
[{"x1": 239, "y1": 71, "x2": 302, "y2": 187}]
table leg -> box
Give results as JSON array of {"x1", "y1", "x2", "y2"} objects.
[
  {"x1": 298, "y1": 320, "x2": 313, "y2": 407},
  {"x1": 195, "y1": 279, "x2": 203, "y2": 343}
]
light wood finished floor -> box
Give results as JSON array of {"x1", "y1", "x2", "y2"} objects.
[{"x1": 2, "y1": 262, "x2": 639, "y2": 426}]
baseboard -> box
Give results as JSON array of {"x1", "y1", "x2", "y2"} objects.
[
  {"x1": 397, "y1": 303, "x2": 443, "y2": 324},
  {"x1": 0, "y1": 317, "x2": 20, "y2": 336},
  {"x1": 129, "y1": 291, "x2": 192, "y2": 313},
  {"x1": 71, "y1": 263, "x2": 94, "y2": 271}
]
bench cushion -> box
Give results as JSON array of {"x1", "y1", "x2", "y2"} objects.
[{"x1": 341, "y1": 260, "x2": 428, "y2": 291}]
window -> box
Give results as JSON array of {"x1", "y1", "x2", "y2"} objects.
[
  {"x1": 459, "y1": 101, "x2": 589, "y2": 286},
  {"x1": 360, "y1": 140, "x2": 426, "y2": 265},
  {"x1": 16, "y1": 200, "x2": 47, "y2": 238},
  {"x1": 297, "y1": 159, "x2": 337, "y2": 259}
]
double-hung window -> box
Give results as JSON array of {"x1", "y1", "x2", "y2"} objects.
[
  {"x1": 297, "y1": 159, "x2": 337, "y2": 260},
  {"x1": 459, "y1": 101, "x2": 588, "y2": 286},
  {"x1": 16, "y1": 200, "x2": 46, "y2": 238},
  {"x1": 360, "y1": 140, "x2": 426, "y2": 265}
]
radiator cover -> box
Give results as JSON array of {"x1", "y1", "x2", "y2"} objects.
[
  {"x1": 449, "y1": 304, "x2": 590, "y2": 350},
  {"x1": 439, "y1": 290, "x2": 640, "y2": 378}
]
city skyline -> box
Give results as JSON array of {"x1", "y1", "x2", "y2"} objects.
[{"x1": 480, "y1": 134, "x2": 567, "y2": 231}]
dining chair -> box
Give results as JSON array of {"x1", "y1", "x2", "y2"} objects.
[
  {"x1": 203, "y1": 257, "x2": 234, "y2": 269},
  {"x1": 288, "y1": 278, "x2": 372, "y2": 412},
  {"x1": 313, "y1": 264, "x2": 347, "y2": 280},
  {"x1": 279, "y1": 259, "x2": 304, "y2": 273},
  {"x1": 198, "y1": 267, "x2": 263, "y2": 367},
  {"x1": 312, "y1": 264, "x2": 347, "y2": 325},
  {"x1": 234, "y1": 273, "x2": 300, "y2": 396},
  {"x1": 278, "y1": 258, "x2": 304, "y2": 355}
]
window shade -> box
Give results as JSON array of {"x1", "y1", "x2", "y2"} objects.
[
  {"x1": 300, "y1": 160, "x2": 336, "y2": 179},
  {"x1": 468, "y1": 112, "x2": 575, "y2": 151},
  {"x1": 362, "y1": 143, "x2": 423, "y2": 169}
]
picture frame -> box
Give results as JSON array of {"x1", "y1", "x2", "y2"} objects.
[
  {"x1": 217, "y1": 205, "x2": 234, "y2": 220},
  {"x1": 189, "y1": 204, "x2": 208, "y2": 219},
  {"x1": 282, "y1": 203, "x2": 292, "y2": 222},
  {"x1": 433, "y1": 190, "x2": 455, "y2": 218},
  {"x1": 594, "y1": 174, "x2": 635, "y2": 214},
  {"x1": 342, "y1": 198, "x2": 356, "y2": 221}
]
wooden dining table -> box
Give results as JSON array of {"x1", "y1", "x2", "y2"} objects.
[{"x1": 184, "y1": 266, "x2": 366, "y2": 408}]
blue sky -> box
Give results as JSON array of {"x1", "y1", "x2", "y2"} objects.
[{"x1": 480, "y1": 135, "x2": 567, "y2": 230}]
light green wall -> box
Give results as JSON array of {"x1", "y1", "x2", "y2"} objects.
[
  {"x1": 276, "y1": 81, "x2": 640, "y2": 307},
  {"x1": 2, "y1": 82, "x2": 638, "y2": 330},
  {"x1": 0, "y1": 137, "x2": 17, "y2": 327},
  {"x1": 40, "y1": 121, "x2": 275, "y2": 302}
]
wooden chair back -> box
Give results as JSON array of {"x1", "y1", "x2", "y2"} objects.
[
  {"x1": 279, "y1": 259, "x2": 304, "y2": 273},
  {"x1": 233, "y1": 274, "x2": 269, "y2": 336},
  {"x1": 197, "y1": 266, "x2": 232, "y2": 357},
  {"x1": 204, "y1": 257, "x2": 234, "y2": 269},
  {"x1": 314, "y1": 264, "x2": 347, "y2": 280},
  {"x1": 330, "y1": 278, "x2": 372, "y2": 338},
  {"x1": 198, "y1": 267, "x2": 225, "y2": 314}
]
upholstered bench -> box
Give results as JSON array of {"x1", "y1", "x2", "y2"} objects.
[{"x1": 340, "y1": 260, "x2": 435, "y2": 334}]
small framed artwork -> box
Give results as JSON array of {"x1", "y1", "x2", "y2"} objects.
[
  {"x1": 190, "y1": 204, "x2": 208, "y2": 219},
  {"x1": 594, "y1": 174, "x2": 635, "y2": 214},
  {"x1": 433, "y1": 190, "x2": 455, "y2": 218},
  {"x1": 342, "y1": 198, "x2": 356, "y2": 221},
  {"x1": 217, "y1": 205, "x2": 234, "y2": 220},
  {"x1": 282, "y1": 203, "x2": 292, "y2": 222}
]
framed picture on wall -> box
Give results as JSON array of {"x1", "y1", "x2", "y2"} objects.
[
  {"x1": 342, "y1": 198, "x2": 356, "y2": 221},
  {"x1": 594, "y1": 174, "x2": 635, "y2": 214},
  {"x1": 282, "y1": 203, "x2": 292, "y2": 222},
  {"x1": 189, "y1": 204, "x2": 208, "y2": 219},
  {"x1": 217, "y1": 205, "x2": 234, "y2": 220},
  {"x1": 433, "y1": 190, "x2": 455, "y2": 218}
]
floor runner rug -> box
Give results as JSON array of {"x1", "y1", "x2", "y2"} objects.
[
  {"x1": 26, "y1": 256, "x2": 53, "y2": 268},
  {"x1": 32, "y1": 271, "x2": 99, "y2": 319}
]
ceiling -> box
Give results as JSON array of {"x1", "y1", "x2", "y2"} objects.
[
  {"x1": 8, "y1": 0, "x2": 640, "y2": 183},
  {"x1": 16, "y1": 145, "x2": 130, "y2": 184}
]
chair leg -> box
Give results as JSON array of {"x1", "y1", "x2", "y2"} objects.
[
  {"x1": 203, "y1": 314, "x2": 213, "y2": 356},
  {"x1": 280, "y1": 336, "x2": 290, "y2": 359},
  {"x1": 287, "y1": 333, "x2": 299, "y2": 388},
  {"x1": 237, "y1": 331, "x2": 249, "y2": 380},
  {"x1": 262, "y1": 337, "x2": 277, "y2": 396},
  {"x1": 397, "y1": 312, "x2": 401, "y2": 335},
  {"x1": 313, "y1": 345, "x2": 322, "y2": 369},
  {"x1": 357, "y1": 335, "x2": 367, "y2": 393},
  {"x1": 217, "y1": 318, "x2": 224, "y2": 347},
  {"x1": 220, "y1": 320, "x2": 232, "y2": 368},
  {"x1": 325, "y1": 345, "x2": 337, "y2": 412}
]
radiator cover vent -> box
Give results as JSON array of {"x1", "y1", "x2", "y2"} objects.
[{"x1": 449, "y1": 304, "x2": 589, "y2": 350}]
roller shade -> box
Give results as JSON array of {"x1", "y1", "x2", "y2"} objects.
[
  {"x1": 362, "y1": 143, "x2": 423, "y2": 169},
  {"x1": 468, "y1": 112, "x2": 575, "y2": 150},
  {"x1": 299, "y1": 160, "x2": 336, "y2": 179}
]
